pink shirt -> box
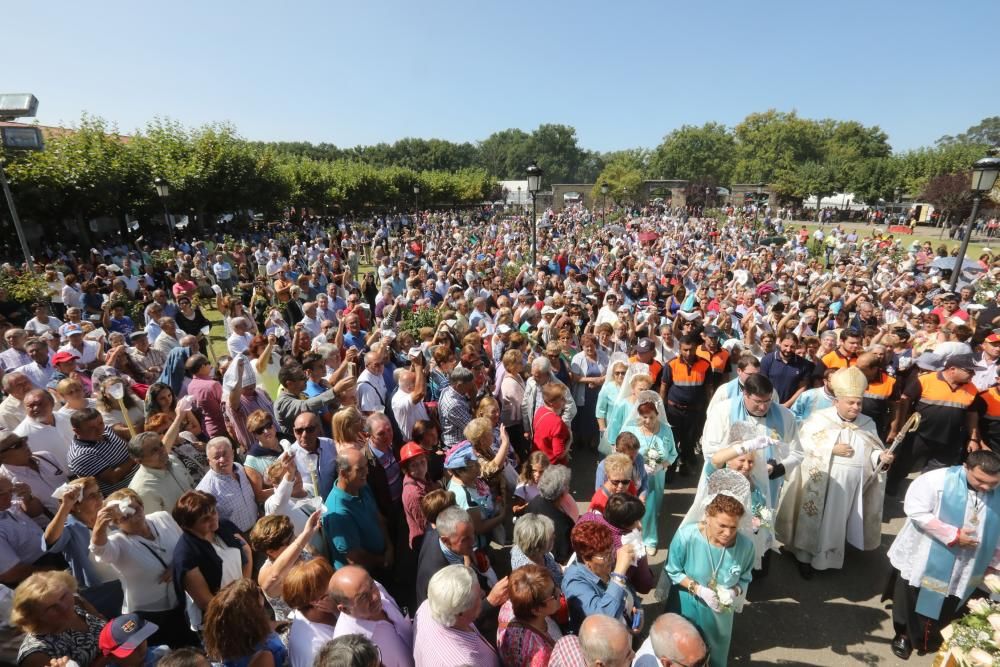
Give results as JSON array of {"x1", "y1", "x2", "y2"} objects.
[{"x1": 187, "y1": 377, "x2": 226, "y2": 438}]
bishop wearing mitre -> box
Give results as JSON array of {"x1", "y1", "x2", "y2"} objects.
[{"x1": 775, "y1": 365, "x2": 895, "y2": 579}]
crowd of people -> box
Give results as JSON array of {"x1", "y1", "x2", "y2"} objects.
[{"x1": 0, "y1": 200, "x2": 998, "y2": 667}]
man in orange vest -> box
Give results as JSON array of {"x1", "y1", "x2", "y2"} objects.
[
  {"x1": 662, "y1": 334, "x2": 714, "y2": 477},
  {"x1": 972, "y1": 366, "x2": 1000, "y2": 452},
  {"x1": 887, "y1": 352, "x2": 983, "y2": 495},
  {"x1": 820, "y1": 327, "x2": 862, "y2": 371},
  {"x1": 696, "y1": 325, "x2": 731, "y2": 385},
  {"x1": 630, "y1": 337, "x2": 665, "y2": 399},
  {"x1": 857, "y1": 352, "x2": 898, "y2": 442}
]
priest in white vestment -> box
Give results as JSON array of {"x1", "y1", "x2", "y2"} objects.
[
  {"x1": 692, "y1": 374, "x2": 802, "y2": 553},
  {"x1": 775, "y1": 366, "x2": 893, "y2": 579},
  {"x1": 885, "y1": 449, "x2": 1000, "y2": 659}
]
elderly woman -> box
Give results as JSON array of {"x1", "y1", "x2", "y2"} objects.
[
  {"x1": 413, "y1": 564, "x2": 500, "y2": 667},
  {"x1": 196, "y1": 436, "x2": 268, "y2": 533},
  {"x1": 203, "y1": 579, "x2": 288, "y2": 667},
  {"x1": 89, "y1": 488, "x2": 197, "y2": 647},
  {"x1": 532, "y1": 383, "x2": 572, "y2": 465},
  {"x1": 444, "y1": 441, "x2": 506, "y2": 549},
  {"x1": 570, "y1": 333, "x2": 608, "y2": 451},
  {"x1": 42, "y1": 476, "x2": 122, "y2": 617},
  {"x1": 498, "y1": 349, "x2": 528, "y2": 458},
  {"x1": 666, "y1": 492, "x2": 755, "y2": 667},
  {"x1": 12, "y1": 570, "x2": 106, "y2": 667},
  {"x1": 243, "y1": 409, "x2": 287, "y2": 475},
  {"x1": 562, "y1": 521, "x2": 639, "y2": 633},
  {"x1": 185, "y1": 354, "x2": 227, "y2": 438},
  {"x1": 222, "y1": 355, "x2": 277, "y2": 453},
  {"x1": 578, "y1": 492, "x2": 655, "y2": 594},
  {"x1": 594, "y1": 432, "x2": 648, "y2": 504},
  {"x1": 263, "y1": 457, "x2": 325, "y2": 552},
  {"x1": 332, "y1": 406, "x2": 368, "y2": 452},
  {"x1": 464, "y1": 417, "x2": 513, "y2": 506},
  {"x1": 284, "y1": 558, "x2": 339, "y2": 667},
  {"x1": 524, "y1": 464, "x2": 576, "y2": 564},
  {"x1": 171, "y1": 490, "x2": 252, "y2": 631},
  {"x1": 605, "y1": 366, "x2": 652, "y2": 446},
  {"x1": 595, "y1": 354, "x2": 628, "y2": 453},
  {"x1": 497, "y1": 563, "x2": 563, "y2": 667},
  {"x1": 590, "y1": 452, "x2": 642, "y2": 514},
  {"x1": 511, "y1": 513, "x2": 563, "y2": 586}
]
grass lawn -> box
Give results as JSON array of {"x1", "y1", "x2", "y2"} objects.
[{"x1": 795, "y1": 221, "x2": 996, "y2": 259}]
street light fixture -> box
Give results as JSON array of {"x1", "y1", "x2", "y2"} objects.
[
  {"x1": 600, "y1": 183, "x2": 609, "y2": 224},
  {"x1": 0, "y1": 93, "x2": 41, "y2": 275},
  {"x1": 705, "y1": 186, "x2": 711, "y2": 211},
  {"x1": 526, "y1": 162, "x2": 543, "y2": 266},
  {"x1": 413, "y1": 185, "x2": 420, "y2": 212},
  {"x1": 153, "y1": 177, "x2": 174, "y2": 239},
  {"x1": 949, "y1": 155, "x2": 1000, "y2": 291},
  {"x1": 754, "y1": 182, "x2": 765, "y2": 226}
]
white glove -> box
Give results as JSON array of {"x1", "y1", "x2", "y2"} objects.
[
  {"x1": 735, "y1": 436, "x2": 771, "y2": 455},
  {"x1": 695, "y1": 585, "x2": 721, "y2": 612}
]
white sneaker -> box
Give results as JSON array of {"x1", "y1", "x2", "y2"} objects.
[{"x1": 645, "y1": 545, "x2": 658, "y2": 557}]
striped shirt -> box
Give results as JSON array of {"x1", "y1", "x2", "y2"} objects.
[
  {"x1": 438, "y1": 386, "x2": 472, "y2": 448},
  {"x1": 67, "y1": 427, "x2": 137, "y2": 496},
  {"x1": 412, "y1": 599, "x2": 499, "y2": 667},
  {"x1": 196, "y1": 464, "x2": 259, "y2": 533}
]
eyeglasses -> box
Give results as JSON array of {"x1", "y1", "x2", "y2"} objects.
[
  {"x1": 613, "y1": 371, "x2": 626, "y2": 377},
  {"x1": 253, "y1": 422, "x2": 275, "y2": 435},
  {"x1": 607, "y1": 478, "x2": 630, "y2": 487},
  {"x1": 293, "y1": 425, "x2": 318, "y2": 434},
  {"x1": 0, "y1": 437, "x2": 28, "y2": 454}
]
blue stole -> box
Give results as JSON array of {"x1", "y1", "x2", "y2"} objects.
[
  {"x1": 916, "y1": 466, "x2": 1000, "y2": 619},
  {"x1": 730, "y1": 397, "x2": 786, "y2": 500}
]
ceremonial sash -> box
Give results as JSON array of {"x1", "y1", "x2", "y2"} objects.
[{"x1": 916, "y1": 466, "x2": 1000, "y2": 619}]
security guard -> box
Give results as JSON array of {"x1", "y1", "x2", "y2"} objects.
[
  {"x1": 887, "y1": 352, "x2": 982, "y2": 494},
  {"x1": 696, "y1": 325, "x2": 731, "y2": 385},
  {"x1": 662, "y1": 333, "x2": 714, "y2": 476},
  {"x1": 857, "y1": 351, "x2": 897, "y2": 442},
  {"x1": 820, "y1": 327, "x2": 862, "y2": 371},
  {"x1": 972, "y1": 365, "x2": 1000, "y2": 452}
]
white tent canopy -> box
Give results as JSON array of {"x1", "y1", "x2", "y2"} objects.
[{"x1": 802, "y1": 192, "x2": 867, "y2": 211}]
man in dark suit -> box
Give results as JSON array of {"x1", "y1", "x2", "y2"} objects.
[{"x1": 414, "y1": 506, "x2": 508, "y2": 638}]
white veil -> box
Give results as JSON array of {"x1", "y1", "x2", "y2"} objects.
[
  {"x1": 616, "y1": 362, "x2": 651, "y2": 404},
  {"x1": 603, "y1": 352, "x2": 630, "y2": 388},
  {"x1": 622, "y1": 389, "x2": 670, "y2": 431}
]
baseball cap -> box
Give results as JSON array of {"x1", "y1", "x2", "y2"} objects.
[
  {"x1": 64, "y1": 324, "x2": 83, "y2": 336},
  {"x1": 985, "y1": 333, "x2": 1000, "y2": 344},
  {"x1": 943, "y1": 352, "x2": 984, "y2": 372},
  {"x1": 703, "y1": 325, "x2": 721, "y2": 338},
  {"x1": 941, "y1": 292, "x2": 959, "y2": 302},
  {"x1": 636, "y1": 338, "x2": 655, "y2": 354},
  {"x1": 444, "y1": 440, "x2": 477, "y2": 470},
  {"x1": 51, "y1": 351, "x2": 78, "y2": 365},
  {"x1": 497, "y1": 324, "x2": 512, "y2": 334},
  {"x1": 99, "y1": 614, "x2": 158, "y2": 658}
]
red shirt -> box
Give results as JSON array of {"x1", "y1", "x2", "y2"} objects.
[{"x1": 532, "y1": 406, "x2": 569, "y2": 464}]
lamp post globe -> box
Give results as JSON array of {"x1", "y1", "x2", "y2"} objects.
[
  {"x1": 153, "y1": 177, "x2": 173, "y2": 238},
  {"x1": 949, "y1": 156, "x2": 1000, "y2": 291},
  {"x1": 526, "y1": 162, "x2": 543, "y2": 266},
  {"x1": 600, "y1": 182, "x2": 609, "y2": 224}
]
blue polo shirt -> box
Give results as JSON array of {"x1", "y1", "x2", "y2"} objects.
[
  {"x1": 760, "y1": 351, "x2": 812, "y2": 403},
  {"x1": 323, "y1": 484, "x2": 384, "y2": 569}
]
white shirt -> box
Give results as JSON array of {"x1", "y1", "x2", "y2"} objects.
[
  {"x1": 391, "y1": 390, "x2": 429, "y2": 442},
  {"x1": 0, "y1": 451, "x2": 67, "y2": 520},
  {"x1": 227, "y1": 332, "x2": 253, "y2": 357},
  {"x1": 288, "y1": 611, "x2": 337, "y2": 667},
  {"x1": 264, "y1": 477, "x2": 324, "y2": 553},
  {"x1": 357, "y1": 369, "x2": 387, "y2": 414},
  {"x1": 24, "y1": 316, "x2": 62, "y2": 335},
  {"x1": 14, "y1": 361, "x2": 54, "y2": 390},
  {"x1": 89, "y1": 511, "x2": 182, "y2": 613},
  {"x1": 332, "y1": 581, "x2": 414, "y2": 667},
  {"x1": 60, "y1": 340, "x2": 100, "y2": 368},
  {"x1": 15, "y1": 413, "x2": 75, "y2": 468},
  {"x1": 0, "y1": 396, "x2": 25, "y2": 431}
]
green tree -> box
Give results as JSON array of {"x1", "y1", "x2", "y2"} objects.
[
  {"x1": 477, "y1": 129, "x2": 533, "y2": 179},
  {"x1": 780, "y1": 161, "x2": 838, "y2": 221},
  {"x1": 594, "y1": 152, "x2": 645, "y2": 203},
  {"x1": 732, "y1": 110, "x2": 826, "y2": 184},
  {"x1": 649, "y1": 122, "x2": 736, "y2": 184},
  {"x1": 937, "y1": 116, "x2": 1000, "y2": 147},
  {"x1": 529, "y1": 124, "x2": 587, "y2": 185}
]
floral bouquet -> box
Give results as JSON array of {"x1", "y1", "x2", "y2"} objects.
[
  {"x1": 936, "y1": 577, "x2": 1000, "y2": 666},
  {"x1": 715, "y1": 586, "x2": 736, "y2": 613},
  {"x1": 644, "y1": 447, "x2": 663, "y2": 475},
  {"x1": 752, "y1": 505, "x2": 774, "y2": 532}
]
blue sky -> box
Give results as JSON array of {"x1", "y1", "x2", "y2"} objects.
[{"x1": 6, "y1": 0, "x2": 998, "y2": 154}]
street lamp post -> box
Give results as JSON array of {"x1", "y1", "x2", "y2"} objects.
[
  {"x1": 753, "y1": 183, "x2": 764, "y2": 226},
  {"x1": 0, "y1": 93, "x2": 41, "y2": 274},
  {"x1": 153, "y1": 177, "x2": 173, "y2": 240},
  {"x1": 600, "y1": 183, "x2": 609, "y2": 225},
  {"x1": 413, "y1": 185, "x2": 420, "y2": 212},
  {"x1": 526, "y1": 162, "x2": 543, "y2": 267},
  {"x1": 705, "y1": 186, "x2": 711, "y2": 212},
  {"x1": 949, "y1": 156, "x2": 1000, "y2": 292}
]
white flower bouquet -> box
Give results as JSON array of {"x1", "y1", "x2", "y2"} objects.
[
  {"x1": 644, "y1": 447, "x2": 663, "y2": 475},
  {"x1": 715, "y1": 586, "x2": 735, "y2": 613},
  {"x1": 752, "y1": 506, "x2": 774, "y2": 532},
  {"x1": 937, "y1": 596, "x2": 1000, "y2": 665}
]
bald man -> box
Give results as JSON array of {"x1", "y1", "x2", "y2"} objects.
[
  {"x1": 549, "y1": 614, "x2": 633, "y2": 667},
  {"x1": 328, "y1": 565, "x2": 412, "y2": 666},
  {"x1": 633, "y1": 613, "x2": 708, "y2": 667}
]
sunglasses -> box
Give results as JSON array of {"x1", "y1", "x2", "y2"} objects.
[
  {"x1": 607, "y1": 478, "x2": 630, "y2": 487},
  {"x1": 293, "y1": 425, "x2": 318, "y2": 434},
  {"x1": 253, "y1": 422, "x2": 275, "y2": 435}
]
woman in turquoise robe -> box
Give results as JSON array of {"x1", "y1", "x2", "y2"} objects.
[
  {"x1": 595, "y1": 353, "x2": 628, "y2": 454},
  {"x1": 621, "y1": 390, "x2": 677, "y2": 552},
  {"x1": 666, "y1": 493, "x2": 755, "y2": 667},
  {"x1": 605, "y1": 361, "x2": 651, "y2": 446}
]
